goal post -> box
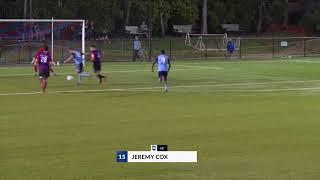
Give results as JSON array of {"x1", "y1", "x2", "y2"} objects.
[{"x1": 0, "y1": 18, "x2": 85, "y2": 65}]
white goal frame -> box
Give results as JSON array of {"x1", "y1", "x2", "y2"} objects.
[
  {"x1": 185, "y1": 33, "x2": 228, "y2": 50},
  {"x1": 0, "y1": 18, "x2": 86, "y2": 65},
  {"x1": 185, "y1": 33, "x2": 240, "y2": 51}
]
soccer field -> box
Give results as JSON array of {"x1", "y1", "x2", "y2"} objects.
[{"x1": 2, "y1": 58, "x2": 320, "y2": 180}]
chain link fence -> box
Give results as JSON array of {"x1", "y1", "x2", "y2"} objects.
[{"x1": 1, "y1": 37, "x2": 320, "y2": 64}]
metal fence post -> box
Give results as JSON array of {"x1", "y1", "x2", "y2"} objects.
[
  {"x1": 303, "y1": 38, "x2": 306, "y2": 57},
  {"x1": 239, "y1": 38, "x2": 242, "y2": 59},
  {"x1": 205, "y1": 38, "x2": 208, "y2": 60},
  {"x1": 169, "y1": 39, "x2": 172, "y2": 60},
  {"x1": 272, "y1": 38, "x2": 275, "y2": 58},
  {"x1": 61, "y1": 41, "x2": 64, "y2": 62},
  {"x1": 18, "y1": 40, "x2": 21, "y2": 64},
  {"x1": 121, "y1": 39, "x2": 124, "y2": 56}
]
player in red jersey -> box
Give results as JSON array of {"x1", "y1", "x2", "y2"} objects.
[
  {"x1": 31, "y1": 47, "x2": 43, "y2": 76},
  {"x1": 31, "y1": 43, "x2": 56, "y2": 76},
  {"x1": 33, "y1": 45, "x2": 53, "y2": 93}
]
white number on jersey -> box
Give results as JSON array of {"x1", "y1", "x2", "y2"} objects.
[
  {"x1": 160, "y1": 57, "x2": 166, "y2": 64},
  {"x1": 40, "y1": 56, "x2": 48, "y2": 63}
]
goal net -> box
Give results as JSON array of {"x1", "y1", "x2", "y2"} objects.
[{"x1": 0, "y1": 19, "x2": 85, "y2": 64}]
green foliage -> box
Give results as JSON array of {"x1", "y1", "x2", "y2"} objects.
[
  {"x1": 207, "y1": 0, "x2": 286, "y2": 33},
  {"x1": 0, "y1": 0, "x2": 311, "y2": 34},
  {"x1": 169, "y1": 0, "x2": 198, "y2": 24},
  {"x1": 302, "y1": 9, "x2": 320, "y2": 32}
]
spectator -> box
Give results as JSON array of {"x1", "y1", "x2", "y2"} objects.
[
  {"x1": 89, "y1": 21, "x2": 95, "y2": 40},
  {"x1": 85, "y1": 20, "x2": 89, "y2": 39},
  {"x1": 140, "y1": 21, "x2": 148, "y2": 38},
  {"x1": 102, "y1": 30, "x2": 111, "y2": 44},
  {"x1": 132, "y1": 36, "x2": 142, "y2": 61},
  {"x1": 33, "y1": 23, "x2": 40, "y2": 40}
]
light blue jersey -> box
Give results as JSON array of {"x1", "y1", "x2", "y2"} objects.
[
  {"x1": 156, "y1": 54, "x2": 170, "y2": 72},
  {"x1": 71, "y1": 51, "x2": 83, "y2": 65}
]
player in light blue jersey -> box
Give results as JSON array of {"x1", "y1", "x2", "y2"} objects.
[
  {"x1": 64, "y1": 48, "x2": 90, "y2": 85},
  {"x1": 152, "y1": 50, "x2": 171, "y2": 92}
]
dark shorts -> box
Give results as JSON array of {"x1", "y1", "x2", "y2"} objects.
[
  {"x1": 93, "y1": 62, "x2": 101, "y2": 73},
  {"x1": 39, "y1": 69, "x2": 50, "y2": 79},
  {"x1": 227, "y1": 48, "x2": 235, "y2": 53},
  {"x1": 76, "y1": 63, "x2": 83, "y2": 73},
  {"x1": 158, "y1": 71, "x2": 168, "y2": 79}
]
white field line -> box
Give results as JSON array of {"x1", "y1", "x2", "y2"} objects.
[
  {"x1": 291, "y1": 60, "x2": 320, "y2": 63},
  {"x1": 2, "y1": 80, "x2": 320, "y2": 96},
  {"x1": 175, "y1": 65, "x2": 224, "y2": 69},
  {"x1": 0, "y1": 67, "x2": 225, "y2": 77}
]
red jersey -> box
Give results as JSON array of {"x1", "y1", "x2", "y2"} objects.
[
  {"x1": 34, "y1": 47, "x2": 45, "y2": 59},
  {"x1": 36, "y1": 51, "x2": 52, "y2": 71}
]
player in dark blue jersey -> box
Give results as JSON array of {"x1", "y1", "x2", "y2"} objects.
[
  {"x1": 226, "y1": 38, "x2": 235, "y2": 59},
  {"x1": 152, "y1": 50, "x2": 171, "y2": 92},
  {"x1": 90, "y1": 45, "x2": 106, "y2": 85}
]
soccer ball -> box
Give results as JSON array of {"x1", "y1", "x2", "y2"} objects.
[{"x1": 66, "y1": 75, "x2": 74, "y2": 81}]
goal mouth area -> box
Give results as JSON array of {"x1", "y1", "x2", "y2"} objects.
[{"x1": 0, "y1": 19, "x2": 85, "y2": 64}]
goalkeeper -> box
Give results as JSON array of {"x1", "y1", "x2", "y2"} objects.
[{"x1": 226, "y1": 38, "x2": 235, "y2": 59}]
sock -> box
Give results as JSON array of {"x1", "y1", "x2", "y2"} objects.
[
  {"x1": 41, "y1": 80, "x2": 47, "y2": 93},
  {"x1": 78, "y1": 74, "x2": 81, "y2": 84},
  {"x1": 97, "y1": 74, "x2": 105, "y2": 84},
  {"x1": 164, "y1": 82, "x2": 168, "y2": 91}
]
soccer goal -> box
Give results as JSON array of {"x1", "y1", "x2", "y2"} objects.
[
  {"x1": 0, "y1": 18, "x2": 85, "y2": 64},
  {"x1": 185, "y1": 33, "x2": 227, "y2": 50},
  {"x1": 185, "y1": 33, "x2": 240, "y2": 52}
]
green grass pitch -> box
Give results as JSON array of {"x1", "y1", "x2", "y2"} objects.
[{"x1": 1, "y1": 58, "x2": 320, "y2": 180}]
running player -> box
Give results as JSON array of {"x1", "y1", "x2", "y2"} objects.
[
  {"x1": 152, "y1": 49, "x2": 171, "y2": 92},
  {"x1": 33, "y1": 45, "x2": 53, "y2": 94},
  {"x1": 31, "y1": 48, "x2": 42, "y2": 76},
  {"x1": 90, "y1": 45, "x2": 106, "y2": 85},
  {"x1": 32, "y1": 43, "x2": 56, "y2": 76},
  {"x1": 63, "y1": 48, "x2": 90, "y2": 85}
]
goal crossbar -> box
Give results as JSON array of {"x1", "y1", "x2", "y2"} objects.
[{"x1": 0, "y1": 19, "x2": 85, "y2": 22}]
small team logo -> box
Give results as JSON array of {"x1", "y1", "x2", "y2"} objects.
[{"x1": 151, "y1": 145, "x2": 157, "y2": 151}]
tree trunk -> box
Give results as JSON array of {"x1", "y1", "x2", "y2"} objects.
[
  {"x1": 201, "y1": 0, "x2": 208, "y2": 34},
  {"x1": 283, "y1": 0, "x2": 288, "y2": 30},
  {"x1": 23, "y1": 0, "x2": 28, "y2": 18},
  {"x1": 160, "y1": 0, "x2": 165, "y2": 37},
  {"x1": 124, "y1": 0, "x2": 132, "y2": 26},
  {"x1": 29, "y1": 0, "x2": 32, "y2": 19},
  {"x1": 256, "y1": 0, "x2": 264, "y2": 34}
]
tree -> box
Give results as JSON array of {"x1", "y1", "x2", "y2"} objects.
[
  {"x1": 159, "y1": 0, "x2": 166, "y2": 37},
  {"x1": 23, "y1": 0, "x2": 28, "y2": 19},
  {"x1": 201, "y1": 0, "x2": 208, "y2": 34},
  {"x1": 124, "y1": 0, "x2": 132, "y2": 26},
  {"x1": 283, "y1": 0, "x2": 288, "y2": 30},
  {"x1": 256, "y1": 0, "x2": 265, "y2": 33}
]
